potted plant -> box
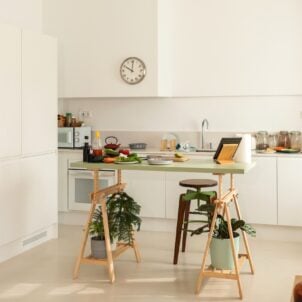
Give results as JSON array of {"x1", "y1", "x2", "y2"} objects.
[
  {"x1": 89, "y1": 191, "x2": 141, "y2": 259},
  {"x1": 191, "y1": 202, "x2": 256, "y2": 270},
  {"x1": 89, "y1": 203, "x2": 118, "y2": 259},
  {"x1": 208, "y1": 214, "x2": 255, "y2": 270}
]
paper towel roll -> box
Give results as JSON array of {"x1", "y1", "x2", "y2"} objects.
[{"x1": 234, "y1": 134, "x2": 252, "y2": 163}]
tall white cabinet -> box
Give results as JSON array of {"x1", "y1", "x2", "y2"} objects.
[
  {"x1": 0, "y1": 23, "x2": 57, "y2": 263},
  {"x1": 0, "y1": 24, "x2": 21, "y2": 158},
  {"x1": 22, "y1": 30, "x2": 57, "y2": 154}
]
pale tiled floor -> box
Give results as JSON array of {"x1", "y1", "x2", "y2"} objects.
[{"x1": 0, "y1": 225, "x2": 301, "y2": 302}]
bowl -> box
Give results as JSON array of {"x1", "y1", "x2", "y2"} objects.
[{"x1": 129, "y1": 143, "x2": 147, "y2": 150}]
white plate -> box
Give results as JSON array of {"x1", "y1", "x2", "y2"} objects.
[
  {"x1": 115, "y1": 161, "x2": 139, "y2": 164},
  {"x1": 148, "y1": 159, "x2": 173, "y2": 165}
]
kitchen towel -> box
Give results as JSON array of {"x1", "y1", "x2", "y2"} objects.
[{"x1": 234, "y1": 134, "x2": 252, "y2": 163}]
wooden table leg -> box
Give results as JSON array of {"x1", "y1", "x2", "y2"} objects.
[
  {"x1": 100, "y1": 196, "x2": 115, "y2": 283},
  {"x1": 132, "y1": 232, "x2": 142, "y2": 263},
  {"x1": 195, "y1": 201, "x2": 220, "y2": 294},
  {"x1": 73, "y1": 168, "x2": 140, "y2": 282},
  {"x1": 225, "y1": 204, "x2": 243, "y2": 299},
  {"x1": 73, "y1": 201, "x2": 96, "y2": 279},
  {"x1": 233, "y1": 193, "x2": 255, "y2": 274}
]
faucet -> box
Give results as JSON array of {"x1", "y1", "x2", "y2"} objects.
[{"x1": 201, "y1": 119, "x2": 209, "y2": 149}]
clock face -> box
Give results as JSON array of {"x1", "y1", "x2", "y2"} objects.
[{"x1": 120, "y1": 57, "x2": 146, "y2": 84}]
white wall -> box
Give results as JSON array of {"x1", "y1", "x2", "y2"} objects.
[
  {"x1": 170, "y1": 0, "x2": 302, "y2": 96},
  {"x1": 61, "y1": 96, "x2": 302, "y2": 132},
  {"x1": 0, "y1": 0, "x2": 42, "y2": 31}
]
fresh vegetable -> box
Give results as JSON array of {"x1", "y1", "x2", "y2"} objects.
[
  {"x1": 115, "y1": 153, "x2": 142, "y2": 163},
  {"x1": 103, "y1": 157, "x2": 117, "y2": 163},
  {"x1": 104, "y1": 148, "x2": 120, "y2": 157},
  {"x1": 175, "y1": 152, "x2": 184, "y2": 158},
  {"x1": 274, "y1": 146, "x2": 284, "y2": 151},
  {"x1": 119, "y1": 149, "x2": 130, "y2": 156}
]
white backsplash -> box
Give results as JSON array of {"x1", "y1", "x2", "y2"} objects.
[{"x1": 99, "y1": 130, "x2": 239, "y2": 151}]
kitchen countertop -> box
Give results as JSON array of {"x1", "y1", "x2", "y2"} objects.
[
  {"x1": 58, "y1": 148, "x2": 302, "y2": 158},
  {"x1": 70, "y1": 159, "x2": 255, "y2": 174}
]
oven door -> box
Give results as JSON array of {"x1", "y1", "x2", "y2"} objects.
[{"x1": 68, "y1": 169, "x2": 115, "y2": 211}]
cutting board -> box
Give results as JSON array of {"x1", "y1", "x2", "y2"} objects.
[{"x1": 173, "y1": 157, "x2": 189, "y2": 162}]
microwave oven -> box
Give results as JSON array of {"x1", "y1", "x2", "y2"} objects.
[{"x1": 58, "y1": 127, "x2": 91, "y2": 149}]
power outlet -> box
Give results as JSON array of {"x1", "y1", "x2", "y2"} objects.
[
  {"x1": 300, "y1": 111, "x2": 302, "y2": 119},
  {"x1": 78, "y1": 110, "x2": 92, "y2": 119}
]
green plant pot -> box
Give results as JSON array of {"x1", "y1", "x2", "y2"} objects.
[{"x1": 210, "y1": 234, "x2": 240, "y2": 270}]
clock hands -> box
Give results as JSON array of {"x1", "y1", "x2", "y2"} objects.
[
  {"x1": 131, "y1": 60, "x2": 134, "y2": 71},
  {"x1": 124, "y1": 66, "x2": 133, "y2": 73}
]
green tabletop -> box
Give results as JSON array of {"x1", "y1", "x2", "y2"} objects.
[{"x1": 70, "y1": 159, "x2": 255, "y2": 174}]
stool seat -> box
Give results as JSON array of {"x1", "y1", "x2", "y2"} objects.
[{"x1": 179, "y1": 179, "x2": 217, "y2": 189}]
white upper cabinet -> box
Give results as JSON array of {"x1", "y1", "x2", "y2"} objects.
[
  {"x1": 0, "y1": 24, "x2": 21, "y2": 158},
  {"x1": 43, "y1": 0, "x2": 302, "y2": 97},
  {"x1": 43, "y1": 0, "x2": 171, "y2": 98},
  {"x1": 21, "y1": 29, "x2": 57, "y2": 155},
  {"x1": 170, "y1": 0, "x2": 302, "y2": 96}
]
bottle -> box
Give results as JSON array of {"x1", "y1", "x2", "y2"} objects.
[
  {"x1": 92, "y1": 131, "x2": 103, "y2": 156},
  {"x1": 83, "y1": 135, "x2": 90, "y2": 162},
  {"x1": 65, "y1": 113, "x2": 72, "y2": 127}
]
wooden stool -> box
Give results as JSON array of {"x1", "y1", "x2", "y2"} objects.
[{"x1": 173, "y1": 179, "x2": 217, "y2": 265}]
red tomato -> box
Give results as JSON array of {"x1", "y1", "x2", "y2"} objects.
[{"x1": 119, "y1": 149, "x2": 130, "y2": 156}]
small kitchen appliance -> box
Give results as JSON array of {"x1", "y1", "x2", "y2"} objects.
[{"x1": 58, "y1": 127, "x2": 91, "y2": 149}]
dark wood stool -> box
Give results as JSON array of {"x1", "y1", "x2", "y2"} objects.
[{"x1": 173, "y1": 179, "x2": 217, "y2": 265}]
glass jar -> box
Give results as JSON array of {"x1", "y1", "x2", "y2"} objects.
[
  {"x1": 256, "y1": 131, "x2": 269, "y2": 150},
  {"x1": 290, "y1": 131, "x2": 301, "y2": 151},
  {"x1": 278, "y1": 131, "x2": 291, "y2": 148},
  {"x1": 268, "y1": 134, "x2": 278, "y2": 149}
]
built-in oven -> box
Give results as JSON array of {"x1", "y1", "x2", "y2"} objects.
[{"x1": 68, "y1": 161, "x2": 115, "y2": 211}]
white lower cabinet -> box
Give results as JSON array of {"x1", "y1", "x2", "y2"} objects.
[
  {"x1": 277, "y1": 157, "x2": 302, "y2": 227},
  {"x1": 20, "y1": 153, "x2": 58, "y2": 236},
  {"x1": 165, "y1": 172, "x2": 218, "y2": 219},
  {"x1": 235, "y1": 157, "x2": 277, "y2": 225},
  {"x1": 0, "y1": 153, "x2": 57, "y2": 247},
  {"x1": 123, "y1": 170, "x2": 166, "y2": 218},
  {"x1": 0, "y1": 160, "x2": 21, "y2": 246}
]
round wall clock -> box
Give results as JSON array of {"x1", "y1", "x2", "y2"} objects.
[{"x1": 120, "y1": 57, "x2": 146, "y2": 84}]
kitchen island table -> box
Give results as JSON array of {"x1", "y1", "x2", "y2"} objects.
[{"x1": 71, "y1": 159, "x2": 255, "y2": 299}]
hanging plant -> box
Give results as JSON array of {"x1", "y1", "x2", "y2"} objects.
[{"x1": 107, "y1": 191, "x2": 141, "y2": 245}]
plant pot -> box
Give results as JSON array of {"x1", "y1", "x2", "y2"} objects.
[
  {"x1": 210, "y1": 233, "x2": 240, "y2": 270},
  {"x1": 91, "y1": 237, "x2": 117, "y2": 259}
]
